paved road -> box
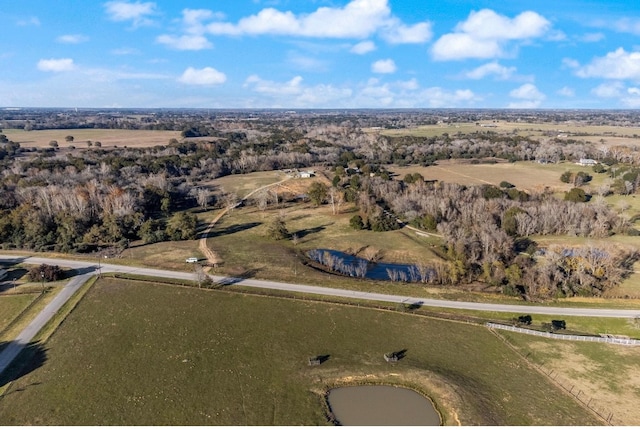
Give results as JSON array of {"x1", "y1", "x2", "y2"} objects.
[
  {"x1": 3, "y1": 254, "x2": 640, "y2": 318},
  {"x1": 2, "y1": 253, "x2": 640, "y2": 378}
]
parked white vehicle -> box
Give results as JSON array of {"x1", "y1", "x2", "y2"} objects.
[{"x1": 185, "y1": 257, "x2": 199, "y2": 263}]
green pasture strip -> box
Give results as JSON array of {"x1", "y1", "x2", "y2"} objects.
[
  {"x1": 0, "y1": 294, "x2": 41, "y2": 342},
  {"x1": 0, "y1": 278, "x2": 597, "y2": 425}
]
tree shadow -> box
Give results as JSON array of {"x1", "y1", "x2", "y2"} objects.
[
  {"x1": 0, "y1": 268, "x2": 28, "y2": 293},
  {"x1": 211, "y1": 268, "x2": 261, "y2": 288},
  {"x1": 0, "y1": 341, "x2": 48, "y2": 388},
  {"x1": 200, "y1": 222, "x2": 262, "y2": 239},
  {"x1": 405, "y1": 301, "x2": 423, "y2": 311},
  {"x1": 294, "y1": 224, "x2": 329, "y2": 240}
]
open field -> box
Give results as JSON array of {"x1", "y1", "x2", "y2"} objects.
[
  {"x1": 389, "y1": 160, "x2": 611, "y2": 193},
  {"x1": 501, "y1": 330, "x2": 640, "y2": 425},
  {"x1": 0, "y1": 294, "x2": 39, "y2": 338},
  {"x1": 0, "y1": 278, "x2": 599, "y2": 425},
  {"x1": 2, "y1": 128, "x2": 181, "y2": 149},
  {"x1": 372, "y1": 121, "x2": 640, "y2": 148}
]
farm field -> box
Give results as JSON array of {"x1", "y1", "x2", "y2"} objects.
[
  {"x1": 372, "y1": 121, "x2": 640, "y2": 148},
  {"x1": 389, "y1": 160, "x2": 611, "y2": 193},
  {"x1": 2, "y1": 128, "x2": 181, "y2": 149},
  {"x1": 0, "y1": 278, "x2": 600, "y2": 426}
]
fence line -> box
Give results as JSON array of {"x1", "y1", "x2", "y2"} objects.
[
  {"x1": 486, "y1": 323, "x2": 630, "y2": 425},
  {"x1": 485, "y1": 322, "x2": 640, "y2": 346}
]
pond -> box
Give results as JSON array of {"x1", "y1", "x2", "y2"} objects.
[
  {"x1": 327, "y1": 385, "x2": 441, "y2": 426},
  {"x1": 307, "y1": 249, "x2": 434, "y2": 282}
]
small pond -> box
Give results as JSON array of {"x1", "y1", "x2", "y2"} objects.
[
  {"x1": 327, "y1": 385, "x2": 441, "y2": 426},
  {"x1": 307, "y1": 249, "x2": 434, "y2": 282}
]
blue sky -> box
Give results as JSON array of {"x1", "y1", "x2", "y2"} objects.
[{"x1": 2, "y1": 0, "x2": 640, "y2": 109}]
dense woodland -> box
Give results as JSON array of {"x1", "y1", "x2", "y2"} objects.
[{"x1": 1, "y1": 108, "x2": 639, "y2": 299}]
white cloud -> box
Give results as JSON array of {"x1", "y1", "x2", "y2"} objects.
[
  {"x1": 580, "y1": 32, "x2": 605, "y2": 43},
  {"x1": 464, "y1": 62, "x2": 515, "y2": 80},
  {"x1": 432, "y1": 34, "x2": 501, "y2": 60},
  {"x1": 432, "y1": 9, "x2": 550, "y2": 61},
  {"x1": 575, "y1": 48, "x2": 640, "y2": 80},
  {"x1": 37, "y1": 58, "x2": 76, "y2": 72},
  {"x1": 508, "y1": 83, "x2": 545, "y2": 108},
  {"x1": 557, "y1": 86, "x2": 575, "y2": 97},
  {"x1": 104, "y1": 1, "x2": 156, "y2": 27},
  {"x1": 613, "y1": 18, "x2": 640, "y2": 36},
  {"x1": 203, "y1": 0, "x2": 430, "y2": 43},
  {"x1": 381, "y1": 20, "x2": 432, "y2": 44},
  {"x1": 156, "y1": 34, "x2": 212, "y2": 50},
  {"x1": 371, "y1": 59, "x2": 396, "y2": 74},
  {"x1": 16, "y1": 16, "x2": 40, "y2": 27},
  {"x1": 178, "y1": 67, "x2": 226, "y2": 85},
  {"x1": 456, "y1": 9, "x2": 549, "y2": 40},
  {"x1": 351, "y1": 41, "x2": 376, "y2": 54},
  {"x1": 57, "y1": 34, "x2": 89, "y2": 44},
  {"x1": 591, "y1": 81, "x2": 624, "y2": 98},
  {"x1": 244, "y1": 75, "x2": 304, "y2": 95}
]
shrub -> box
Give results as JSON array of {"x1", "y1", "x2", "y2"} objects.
[
  {"x1": 349, "y1": 215, "x2": 365, "y2": 230},
  {"x1": 28, "y1": 264, "x2": 64, "y2": 282}
]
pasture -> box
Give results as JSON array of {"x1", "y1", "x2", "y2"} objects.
[
  {"x1": 389, "y1": 160, "x2": 610, "y2": 193},
  {"x1": 502, "y1": 330, "x2": 640, "y2": 425},
  {"x1": 372, "y1": 121, "x2": 640, "y2": 148},
  {"x1": 0, "y1": 278, "x2": 599, "y2": 425},
  {"x1": 2, "y1": 128, "x2": 181, "y2": 149}
]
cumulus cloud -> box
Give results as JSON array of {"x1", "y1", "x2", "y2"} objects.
[
  {"x1": 575, "y1": 48, "x2": 640, "y2": 80},
  {"x1": 591, "y1": 81, "x2": 624, "y2": 98},
  {"x1": 202, "y1": 0, "x2": 430, "y2": 43},
  {"x1": 351, "y1": 40, "x2": 376, "y2": 54},
  {"x1": 432, "y1": 9, "x2": 550, "y2": 61},
  {"x1": 464, "y1": 62, "x2": 516, "y2": 80},
  {"x1": 156, "y1": 34, "x2": 212, "y2": 50},
  {"x1": 508, "y1": 83, "x2": 545, "y2": 108},
  {"x1": 178, "y1": 67, "x2": 226, "y2": 85},
  {"x1": 371, "y1": 59, "x2": 396, "y2": 74},
  {"x1": 104, "y1": 1, "x2": 156, "y2": 27},
  {"x1": 37, "y1": 58, "x2": 76, "y2": 72},
  {"x1": 56, "y1": 34, "x2": 89, "y2": 44},
  {"x1": 16, "y1": 16, "x2": 40, "y2": 27}
]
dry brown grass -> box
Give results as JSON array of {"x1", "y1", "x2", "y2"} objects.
[
  {"x1": 390, "y1": 160, "x2": 609, "y2": 193},
  {"x1": 372, "y1": 121, "x2": 640, "y2": 148},
  {"x1": 3, "y1": 128, "x2": 181, "y2": 149},
  {"x1": 503, "y1": 336, "x2": 640, "y2": 425}
]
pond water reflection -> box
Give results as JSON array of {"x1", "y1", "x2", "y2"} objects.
[
  {"x1": 307, "y1": 249, "x2": 434, "y2": 282},
  {"x1": 327, "y1": 385, "x2": 441, "y2": 426}
]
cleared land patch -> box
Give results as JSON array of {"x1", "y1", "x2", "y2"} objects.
[
  {"x1": 390, "y1": 160, "x2": 610, "y2": 193},
  {"x1": 3, "y1": 128, "x2": 181, "y2": 149},
  {"x1": 0, "y1": 278, "x2": 598, "y2": 425}
]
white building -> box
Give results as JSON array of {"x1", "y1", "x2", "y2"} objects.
[{"x1": 577, "y1": 158, "x2": 597, "y2": 166}]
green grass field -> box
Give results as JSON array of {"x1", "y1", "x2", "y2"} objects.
[
  {"x1": 0, "y1": 278, "x2": 600, "y2": 425},
  {"x1": 0, "y1": 294, "x2": 39, "y2": 340}
]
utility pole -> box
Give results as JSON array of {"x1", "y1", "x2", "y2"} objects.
[{"x1": 40, "y1": 271, "x2": 45, "y2": 294}]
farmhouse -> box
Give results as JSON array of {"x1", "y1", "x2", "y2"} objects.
[{"x1": 577, "y1": 158, "x2": 597, "y2": 166}]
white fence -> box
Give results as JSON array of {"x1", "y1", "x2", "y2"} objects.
[{"x1": 486, "y1": 322, "x2": 640, "y2": 346}]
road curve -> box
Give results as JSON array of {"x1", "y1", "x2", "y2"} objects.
[{"x1": 3, "y1": 254, "x2": 640, "y2": 319}]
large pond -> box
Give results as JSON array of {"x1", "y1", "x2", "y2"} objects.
[
  {"x1": 307, "y1": 249, "x2": 435, "y2": 282},
  {"x1": 327, "y1": 385, "x2": 441, "y2": 426}
]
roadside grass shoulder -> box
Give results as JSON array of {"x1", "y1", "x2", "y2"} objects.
[{"x1": 0, "y1": 278, "x2": 599, "y2": 426}]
